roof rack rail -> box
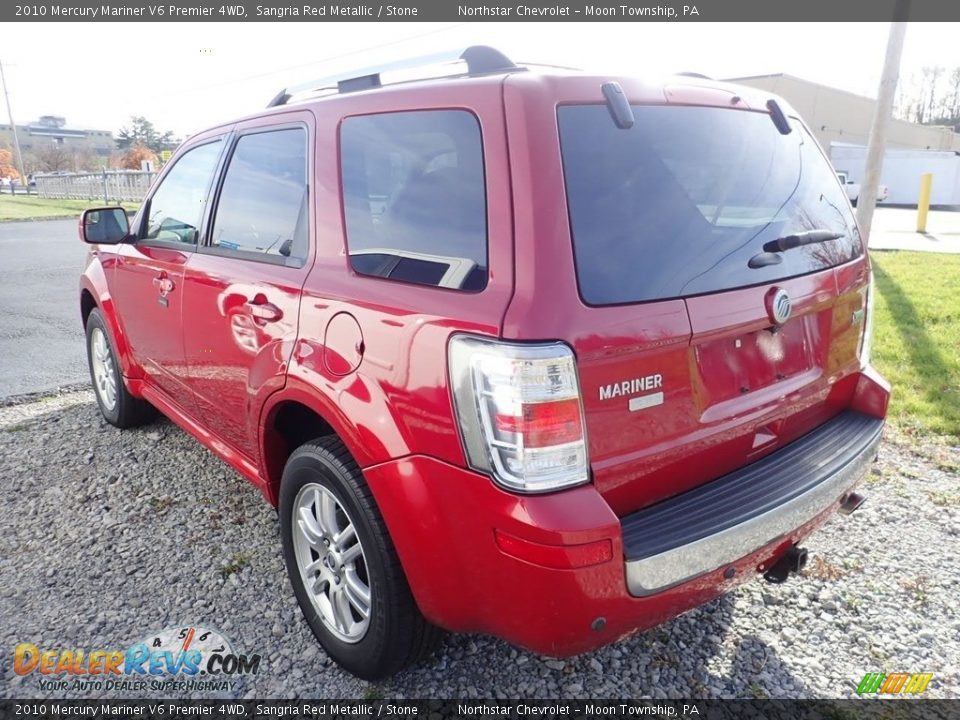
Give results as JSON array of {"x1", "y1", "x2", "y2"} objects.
[
  {"x1": 675, "y1": 72, "x2": 713, "y2": 80},
  {"x1": 266, "y1": 45, "x2": 520, "y2": 108}
]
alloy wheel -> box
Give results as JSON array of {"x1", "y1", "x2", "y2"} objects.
[{"x1": 292, "y1": 483, "x2": 371, "y2": 643}]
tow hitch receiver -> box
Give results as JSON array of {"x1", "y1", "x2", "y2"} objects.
[{"x1": 763, "y1": 546, "x2": 808, "y2": 584}]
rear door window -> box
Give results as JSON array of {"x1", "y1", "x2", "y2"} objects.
[
  {"x1": 340, "y1": 110, "x2": 488, "y2": 291},
  {"x1": 558, "y1": 105, "x2": 862, "y2": 306},
  {"x1": 209, "y1": 127, "x2": 308, "y2": 265}
]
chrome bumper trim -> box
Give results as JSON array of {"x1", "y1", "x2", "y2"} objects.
[{"x1": 624, "y1": 426, "x2": 882, "y2": 596}]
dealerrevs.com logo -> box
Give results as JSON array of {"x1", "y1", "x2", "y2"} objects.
[{"x1": 14, "y1": 625, "x2": 262, "y2": 693}]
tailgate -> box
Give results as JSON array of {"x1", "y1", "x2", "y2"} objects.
[
  {"x1": 551, "y1": 96, "x2": 870, "y2": 516},
  {"x1": 575, "y1": 264, "x2": 869, "y2": 516}
]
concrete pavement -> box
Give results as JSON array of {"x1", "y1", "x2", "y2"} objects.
[
  {"x1": 0, "y1": 220, "x2": 89, "y2": 399},
  {"x1": 868, "y1": 206, "x2": 960, "y2": 253}
]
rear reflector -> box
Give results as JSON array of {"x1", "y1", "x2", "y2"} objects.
[{"x1": 494, "y1": 530, "x2": 613, "y2": 569}]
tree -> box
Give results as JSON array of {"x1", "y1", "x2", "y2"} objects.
[
  {"x1": 894, "y1": 64, "x2": 960, "y2": 131},
  {"x1": 119, "y1": 145, "x2": 159, "y2": 170},
  {"x1": 929, "y1": 67, "x2": 960, "y2": 127},
  {"x1": 920, "y1": 65, "x2": 943, "y2": 124},
  {"x1": 116, "y1": 116, "x2": 176, "y2": 153},
  {"x1": 29, "y1": 143, "x2": 72, "y2": 172},
  {"x1": 0, "y1": 148, "x2": 18, "y2": 179},
  {"x1": 72, "y1": 147, "x2": 101, "y2": 173}
]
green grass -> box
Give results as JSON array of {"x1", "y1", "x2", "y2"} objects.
[
  {"x1": 898, "y1": 575, "x2": 931, "y2": 608},
  {"x1": 219, "y1": 551, "x2": 253, "y2": 578},
  {"x1": 362, "y1": 685, "x2": 384, "y2": 701},
  {"x1": 147, "y1": 496, "x2": 177, "y2": 514},
  {"x1": 0, "y1": 194, "x2": 138, "y2": 222},
  {"x1": 929, "y1": 490, "x2": 959, "y2": 506},
  {"x1": 871, "y1": 251, "x2": 960, "y2": 443},
  {"x1": 2, "y1": 422, "x2": 30, "y2": 432}
]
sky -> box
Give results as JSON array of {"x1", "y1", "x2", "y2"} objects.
[{"x1": 2, "y1": 22, "x2": 959, "y2": 139}]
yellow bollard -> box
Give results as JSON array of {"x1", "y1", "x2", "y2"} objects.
[{"x1": 916, "y1": 173, "x2": 933, "y2": 233}]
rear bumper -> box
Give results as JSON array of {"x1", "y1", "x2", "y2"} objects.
[
  {"x1": 622, "y1": 411, "x2": 884, "y2": 595},
  {"x1": 363, "y1": 370, "x2": 888, "y2": 657}
]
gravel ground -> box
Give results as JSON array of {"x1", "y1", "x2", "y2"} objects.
[{"x1": 1, "y1": 390, "x2": 957, "y2": 700}]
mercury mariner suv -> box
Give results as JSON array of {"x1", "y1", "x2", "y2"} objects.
[{"x1": 78, "y1": 46, "x2": 889, "y2": 679}]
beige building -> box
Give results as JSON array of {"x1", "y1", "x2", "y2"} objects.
[
  {"x1": 0, "y1": 116, "x2": 115, "y2": 158},
  {"x1": 727, "y1": 73, "x2": 960, "y2": 153}
]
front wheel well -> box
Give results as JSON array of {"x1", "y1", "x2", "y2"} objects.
[
  {"x1": 262, "y1": 400, "x2": 338, "y2": 505},
  {"x1": 80, "y1": 289, "x2": 97, "y2": 327}
]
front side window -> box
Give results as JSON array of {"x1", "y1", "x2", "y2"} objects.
[
  {"x1": 210, "y1": 128, "x2": 309, "y2": 264},
  {"x1": 340, "y1": 110, "x2": 488, "y2": 291},
  {"x1": 144, "y1": 141, "x2": 222, "y2": 245},
  {"x1": 558, "y1": 105, "x2": 862, "y2": 306}
]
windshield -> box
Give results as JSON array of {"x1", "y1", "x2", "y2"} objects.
[{"x1": 558, "y1": 105, "x2": 862, "y2": 306}]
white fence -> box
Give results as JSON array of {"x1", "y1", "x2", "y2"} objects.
[{"x1": 35, "y1": 171, "x2": 157, "y2": 202}]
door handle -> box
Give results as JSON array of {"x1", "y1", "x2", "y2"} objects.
[
  {"x1": 244, "y1": 300, "x2": 283, "y2": 323},
  {"x1": 152, "y1": 272, "x2": 175, "y2": 296}
]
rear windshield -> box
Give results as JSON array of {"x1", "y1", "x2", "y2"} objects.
[{"x1": 558, "y1": 105, "x2": 862, "y2": 306}]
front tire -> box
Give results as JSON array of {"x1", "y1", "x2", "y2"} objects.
[
  {"x1": 85, "y1": 308, "x2": 155, "y2": 428},
  {"x1": 279, "y1": 437, "x2": 443, "y2": 679}
]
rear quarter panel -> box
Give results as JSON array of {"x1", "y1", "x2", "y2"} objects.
[{"x1": 278, "y1": 79, "x2": 516, "y2": 469}]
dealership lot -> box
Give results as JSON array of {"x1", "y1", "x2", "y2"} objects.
[
  {"x1": 0, "y1": 391, "x2": 957, "y2": 699},
  {"x1": 0, "y1": 211, "x2": 958, "y2": 698}
]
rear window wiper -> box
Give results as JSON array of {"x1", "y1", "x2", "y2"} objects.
[
  {"x1": 748, "y1": 230, "x2": 844, "y2": 268},
  {"x1": 764, "y1": 229, "x2": 844, "y2": 252}
]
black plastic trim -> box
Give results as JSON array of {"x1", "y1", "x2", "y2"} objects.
[{"x1": 621, "y1": 411, "x2": 884, "y2": 562}]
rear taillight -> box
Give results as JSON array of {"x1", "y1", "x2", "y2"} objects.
[
  {"x1": 858, "y1": 271, "x2": 875, "y2": 368},
  {"x1": 448, "y1": 335, "x2": 589, "y2": 493}
]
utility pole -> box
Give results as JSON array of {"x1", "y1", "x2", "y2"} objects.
[
  {"x1": 856, "y1": 5, "x2": 909, "y2": 242},
  {"x1": 0, "y1": 59, "x2": 27, "y2": 185}
]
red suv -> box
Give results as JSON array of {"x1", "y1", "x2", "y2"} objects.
[{"x1": 78, "y1": 47, "x2": 889, "y2": 679}]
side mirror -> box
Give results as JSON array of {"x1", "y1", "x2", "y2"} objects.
[{"x1": 80, "y1": 207, "x2": 130, "y2": 245}]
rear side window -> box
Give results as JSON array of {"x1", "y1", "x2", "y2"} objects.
[
  {"x1": 210, "y1": 128, "x2": 308, "y2": 264},
  {"x1": 340, "y1": 110, "x2": 487, "y2": 291},
  {"x1": 558, "y1": 105, "x2": 862, "y2": 306}
]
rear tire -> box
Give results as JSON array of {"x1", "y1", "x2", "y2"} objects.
[
  {"x1": 279, "y1": 436, "x2": 443, "y2": 679},
  {"x1": 85, "y1": 308, "x2": 156, "y2": 428}
]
